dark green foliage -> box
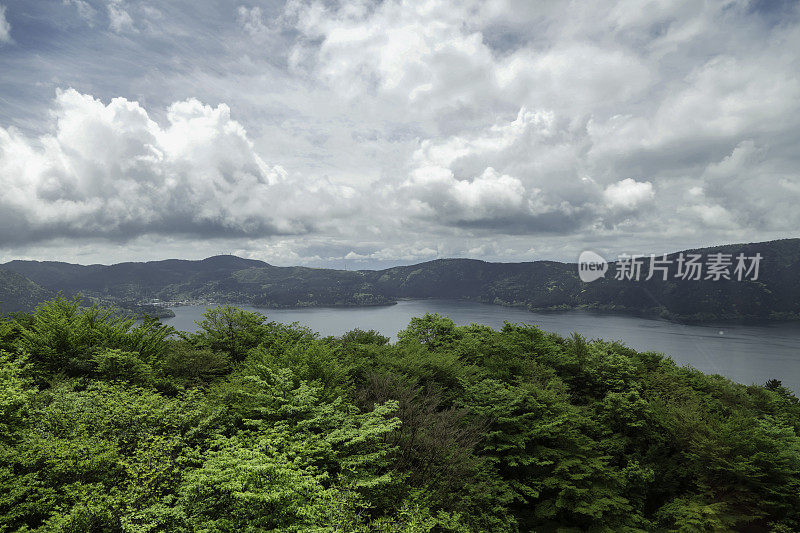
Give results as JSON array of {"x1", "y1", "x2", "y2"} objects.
[
  {"x1": 339, "y1": 328, "x2": 390, "y2": 347},
  {"x1": 1, "y1": 299, "x2": 800, "y2": 532},
  {"x1": 397, "y1": 313, "x2": 463, "y2": 351},
  {"x1": 12, "y1": 296, "x2": 173, "y2": 379},
  {"x1": 158, "y1": 342, "x2": 231, "y2": 386},
  {"x1": 188, "y1": 305, "x2": 274, "y2": 362}
]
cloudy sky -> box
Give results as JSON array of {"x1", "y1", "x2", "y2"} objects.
[{"x1": 0, "y1": 0, "x2": 798, "y2": 268}]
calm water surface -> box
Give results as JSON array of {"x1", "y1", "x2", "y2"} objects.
[{"x1": 161, "y1": 299, "x2": 800, "y2": 393}]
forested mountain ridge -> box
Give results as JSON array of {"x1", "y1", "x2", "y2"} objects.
[
  {"x1": 0, "y1": 269, "x2": 53, "y2": 314},
  {"x1": 2, "y1": 238, "x2": 800, "y2": 322}
]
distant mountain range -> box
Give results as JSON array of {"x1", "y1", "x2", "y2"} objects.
[{"x1": 2, "y1": 238, "x2": 800, "y2": 323}]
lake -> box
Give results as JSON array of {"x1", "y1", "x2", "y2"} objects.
[{"x1": 160, "y1": 299, "x2": 800, "y2": 393}]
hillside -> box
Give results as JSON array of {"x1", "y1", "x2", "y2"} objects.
[
  {"x1": 3, "y1": 238, "x2": 800, "y2": 322},
  {"x1": 2, "y1": 255, "x2": 395, "y2": 309},
  {"x1": 0, "y1": 269, "x2": 54, "y2": 314}
]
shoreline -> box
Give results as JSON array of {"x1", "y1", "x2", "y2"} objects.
[{"x1": 146, "y1": 297, "x2": 800, "y2": 326}]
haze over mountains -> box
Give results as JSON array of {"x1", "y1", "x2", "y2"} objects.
[{"x1": 1, "y1": 238, "x2": 799, "y2": 323}]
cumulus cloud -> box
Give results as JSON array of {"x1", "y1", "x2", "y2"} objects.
[
  {"x1": 298, "y1": 0, "x2": 800, "y2": 243},
  {"x1": 287, "y1": 0, "x2": 652, "y2": 126},
  {"x1": 0, "y1": 89, "x2": 354, "y2": 245},
  {"x1": 0, "y1": 4, "x2": 11, "y2": 44},
  {"x1": 289, "y1": 0, "x2": 498, "y2": 108},
  {"x1": 1, "y1": 0, "x2": 800, "y2": 265},
  {"x1": 403, "y1": 166, "x2": 525, "y2": 221},
  {"x1": 395, "y1": 107, "x2": 603, "y2": 233},
  {"x1": 603, "y1": 179, "x2": 654, "y2": 210}
]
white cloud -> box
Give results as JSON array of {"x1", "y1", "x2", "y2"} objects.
[
  {"x1": 0, "y1": 4, "x2": 11, "y2": 44},
  {"x1": 107, "y1": 0, "x2": 135, "y2": 33},
  {"x1": 288, "y1": 0, "x2": 652, "y2": 124},
  {"x1": 65, "y1": 0, "x2": 97, "y2": 24},
  {"x1": 285, "y1": 0, "x2": 800, "y2": 244},
  {"x1": 1, "y1": 0, "x2": 800, "y2": 265},
  {"x1": 238, "y1": 6, "x2": 268, "y2": 37},
  {"x1": 287, "y1": 0, "x2": 504, "y2": 123},
  {"x1": 0, "y1": 89, "x2": 355, "y2": 244},
  {"x1": 603, "y1": 179, "x2": 655, "y2": 210},
  {"x1": 394, "y1": 107, "x2": 603, "y2": 233},
  {"x1": 403, "y1": 166, "x2": 526, "y2": 222}
]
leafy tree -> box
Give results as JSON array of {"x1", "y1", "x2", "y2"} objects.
[
  {"x1": 340, "y1": 328, "x2": 390, "y2": 347},
  {"x1": 13, "y1": 296, "x2": 172, "y2": 378},
  {"x1": 158, "y1": 340, "x2": 231, "y2": 387},
  {"x1": 398, "y1": 313, "x2": 463, "y2": 351},
  {"x1": 189, "y1": 305, "x2": 312, "y2": 363}
]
